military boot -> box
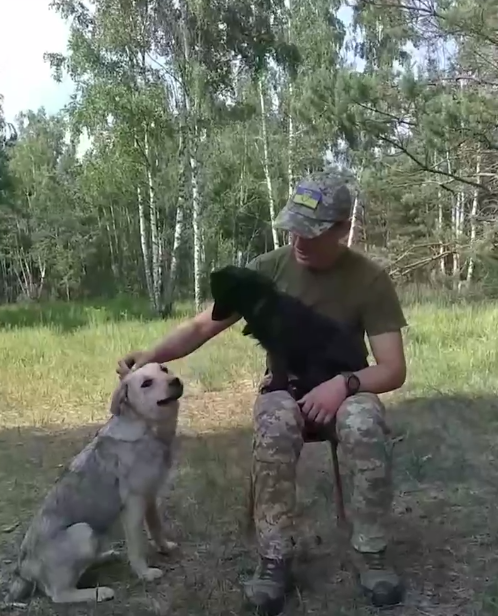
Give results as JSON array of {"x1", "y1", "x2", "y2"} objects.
[
  {"x1": 243, "y1": 556, "x2": 294, "y2": 615},
  {"x1": 354, "y1": 548, "x2": 404, "y2": 607}
]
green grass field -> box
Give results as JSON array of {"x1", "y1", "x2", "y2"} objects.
[{"x1": 1, "y1": 296, "x2": 498, "y2": 615}]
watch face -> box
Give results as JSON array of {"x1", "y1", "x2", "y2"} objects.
[{"x1": 346, "y1": 373, "x2": 360, "y2": 394}]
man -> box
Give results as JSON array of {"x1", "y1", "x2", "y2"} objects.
[{"x1": 117, "y1": 170, "x2": 408, "y2": 615}]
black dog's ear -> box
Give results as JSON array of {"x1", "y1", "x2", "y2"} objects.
[
  {"x1": 212, "y1": 300, "x2": 235, "y2": 321},
  {"x1": 210, "y1": 269, "x2": 236, "y2": 321}
]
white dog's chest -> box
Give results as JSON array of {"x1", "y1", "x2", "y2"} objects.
[{"x1": 116, "y1": 437, "x2": 171, "y2": 496}]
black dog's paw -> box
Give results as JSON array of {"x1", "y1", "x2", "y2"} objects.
[
  {"x1": 259, "y1": 373, "x2": 292, "y2": 396},
  {"x1": 259, "y1": 378, "x2": 279, "y2": 395}
]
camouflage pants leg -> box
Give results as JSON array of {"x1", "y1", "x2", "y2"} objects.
[
  {"x1": 251, "y1": 391, "x2": 304, "y2": 560},
  {"x1": 335, "y1": 392, "x2": 393, "y2": 554}
]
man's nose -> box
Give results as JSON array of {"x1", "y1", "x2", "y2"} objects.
[{"x1": 294, "y1": 234, "x2": 311, "y2": 247}]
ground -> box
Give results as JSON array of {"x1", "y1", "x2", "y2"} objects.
[{"x1": 1, "y1": 297, "x2": 498, "y2": 615}]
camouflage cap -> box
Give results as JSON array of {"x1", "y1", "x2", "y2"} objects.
[{"x1": 273, "y1": 170, "x2": 353, "y2": 239}]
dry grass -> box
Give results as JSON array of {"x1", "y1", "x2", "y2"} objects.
[{"x1": 1, "y1": 297, "x2": 498, "y2": 615}]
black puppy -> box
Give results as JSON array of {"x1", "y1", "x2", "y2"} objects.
[{"x1": 209, "y1": 265, "x2": 369, "y2": 399}]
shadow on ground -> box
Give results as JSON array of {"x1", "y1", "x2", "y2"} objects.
[{"x1": 1, "y1": 393, "x2": 498, "y2": 615}]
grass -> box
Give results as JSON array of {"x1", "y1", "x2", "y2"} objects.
[{"x1": 1, "y1": 296, "x2": 498, "y2": 615}]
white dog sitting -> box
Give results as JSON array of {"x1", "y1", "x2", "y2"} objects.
[{"x1": 6, "y1": 362, "x2": 183, "y2": 604}]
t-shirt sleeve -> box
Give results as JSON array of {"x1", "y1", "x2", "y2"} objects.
[
  {"x1": 246, "y1": 255, "x2": 262, "y2": 271},
  {"x1": 360, "y1": 269, "x2": 408, "y2": 337},
  {"x1": 246, "y1": 252, "x2": 277, "y2": 279}
]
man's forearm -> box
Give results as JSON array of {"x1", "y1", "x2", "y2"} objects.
[
  {"x1": 147, "y1": 306, "x2": 239, "y2": 364},
  {"x1": 149, "y1": 321, "x2": 210, "y2": 363},
  {"x1": 352, "y1": 363, "x2": 406, "y2": 396}
]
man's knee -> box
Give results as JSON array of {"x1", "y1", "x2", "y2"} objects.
[
  {"x1": 336, "y1": 393, "x2": 391, "y2": 455},
  {"x1": 253, "y1": 391, "x2": 304, "y2": 463}
]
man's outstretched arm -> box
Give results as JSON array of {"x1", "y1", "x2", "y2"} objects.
[{"x1": 117, "y1": 304, "x2": 240, "y2": 375}]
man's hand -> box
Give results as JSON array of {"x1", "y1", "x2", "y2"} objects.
[
  {"x1": 298, "y1": 376, "x2": 348, "y2": 424},
  {"x1": 116, "y1": 350, "x2": 154, "y2": 379}
]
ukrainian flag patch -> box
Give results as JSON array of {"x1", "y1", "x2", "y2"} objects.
[{"x1": 292, "y1": 185, "x2": 322, "y2": 209}]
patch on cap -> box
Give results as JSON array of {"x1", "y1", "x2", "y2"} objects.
[{"x1": 292, "y1": 185, "x2": 322, "y2": 210}]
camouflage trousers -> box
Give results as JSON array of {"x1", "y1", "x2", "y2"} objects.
[{"x1": 251, "y1": 390, "x2": 393, "y2": 560}]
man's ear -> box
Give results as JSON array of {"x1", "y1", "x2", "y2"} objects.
[
  {"x1": 110, "y1": 381, "x2": 129, "y2": 416},
  {"x1": 336, "y1": 219, "x2": 351, "y2": 239}
]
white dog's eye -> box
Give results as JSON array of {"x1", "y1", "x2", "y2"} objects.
[{"x1": 141, "y1": 379, "x2": 153, "y2": 388}]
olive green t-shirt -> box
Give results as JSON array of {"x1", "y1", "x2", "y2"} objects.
[{"x1": 247, "y1": 244, "x2": 407, "y2": 358}]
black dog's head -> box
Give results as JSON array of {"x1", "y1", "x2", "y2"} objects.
[{"x1": 209, "y1": 265, "x2": 277, "y2": 322}]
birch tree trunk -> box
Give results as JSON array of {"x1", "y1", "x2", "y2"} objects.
[
  {"x1": 453, "y1": 79, "x2": 465, "y2": 289},
  {"x1": 167, "y1": 199, "x2": 184, "y2": 302},
  {"x1": 285, "y1": 0, "x2": 294, "y2": 202},
  {"x1": 190, "y1": 132, "x2": 202, "y2": 312},
  {"x1": 258, "y1": 76, "x2": 280, "y2": 249},
  {"x1": 237, "y1": 128, "x2": 248, "y2": 262},
  {"x1": 466, "y1": 152, "x2": 481, "y2": 285},
  {"x1": 285, "y1": 0, "x2": 294, "y2": 248},
  {"x1": 137, "y1": 185, "x2": 154, "y2": 302},
  {"x1": 452, "y1": 189, "x2": 464, "y2": 286},
  {"x1": 347, "y1": 170, "x2": 364, "y2": 248},
  {"x1": 162, "y1": 127, "x2": 187, "y2": 315},
  {"x1": 446, "y1": 149, "x2": 463, "y2": 286},
  {"x1": 144, "y1": 127, "x2": 161, "y2": 311},
  {"x1": 347, "y1": 191, "x2": 364, "y2": 248},
  {"x1": 36, "y1": 256, "x2": 46, "y2": 299},
  {"x1": 181, "y1": 95, "x2": 202, "y2": 312},
  {"x1": 434, "y1": 153, "x2": 446, "y2": 276},
  {"x1": 287, "y1": 80, "x2": 294, "y2": 202},
  {"x1": 437, "y1": 193, "x2": 446, "y2": 276},
  {"x1": 108, "y1": 203, "x2": 120, "y2": 278},
  {"x1": 179, "y1": 0, "x2": 202, "y2": 311}
]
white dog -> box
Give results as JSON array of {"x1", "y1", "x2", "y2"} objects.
[{"x1": 6, "y1": 363, "x2": 183, "y2": 604}]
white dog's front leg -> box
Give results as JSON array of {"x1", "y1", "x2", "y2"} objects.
[
  {"x1": 145, "y1": 498, "x2": 178, "y2": 554},
  {"x1": 121, "y1": 495, "x2": 163, "y2": 582}
]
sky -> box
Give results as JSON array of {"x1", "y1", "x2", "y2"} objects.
[{"x1": 0, "y1": 0, "x2": 74, "y2": 125}]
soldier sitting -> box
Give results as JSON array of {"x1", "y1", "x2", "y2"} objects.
[{"x1": 117, "y1": 170, "x2": 408, "y2": 615}]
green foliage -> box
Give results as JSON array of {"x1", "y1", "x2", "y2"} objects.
[{"x1": 2, "y1": 0, "x2": 498, "y2": 307}]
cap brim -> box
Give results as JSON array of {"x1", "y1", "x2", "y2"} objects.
[{"x1": 273, "y1": 209, "x2": 333, "y2": 239}]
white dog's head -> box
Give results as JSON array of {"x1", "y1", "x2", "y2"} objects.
[{"x1": 110, "y1": 363, "x2": 184, "y2": 423}]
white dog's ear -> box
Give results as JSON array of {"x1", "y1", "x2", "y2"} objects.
[
  {"x1": 110, "y1": 381, "x2": 129, "y2": 416},
  {"x1": 117, "y1": 359, "x2": 132, "y2": 381}
]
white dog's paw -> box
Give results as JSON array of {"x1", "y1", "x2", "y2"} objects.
[
  {"x1": 156, "y1": 539, "x2": 178, "y2": 554},
  {"x1": 50, "y1": 586, "x2": 115, "y2": 604},
  {"x1": 96, "y1": 587, "x2": 115, "y2": 602},
  {"x1": 138, "y1": 567, "x2": 164, "y2": 582}
]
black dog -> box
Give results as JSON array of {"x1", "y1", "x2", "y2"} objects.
[{"x1": 209, "y1": 265, "x2": 369, "y2": 400}]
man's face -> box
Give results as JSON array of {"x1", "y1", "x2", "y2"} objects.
[{"x1": 290, "y1": 221, "x2": 350, "y2": 270}]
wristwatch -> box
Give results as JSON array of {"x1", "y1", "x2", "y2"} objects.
[{"x1": 341, "y1": 372, "x2": 361, "y2": 397}]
